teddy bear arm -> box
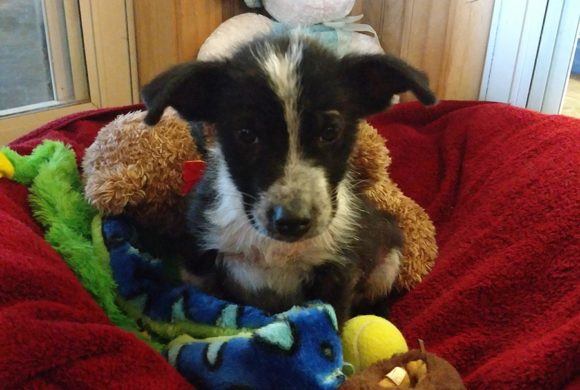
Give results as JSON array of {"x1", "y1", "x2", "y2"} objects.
[{"x1": 84, "y1": 166, "x2": 147, "y2": 215}]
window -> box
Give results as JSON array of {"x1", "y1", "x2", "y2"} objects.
[
  {"x1": 0, "y1": 0, "x2": 138, "y2": 144},
  {"x1": 561, "y1": 31, "x2": 580, "y2": 117},
  {"x1": 0, "y1": 0, "x2": 88, "y2": 116},
  {"x1": 481, "y1": 0, "x2": 580, "y2": 116}
]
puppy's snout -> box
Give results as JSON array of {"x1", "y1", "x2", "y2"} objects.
[{"x1": 270, "y1": 205, "x2": 311, "y2": 240}]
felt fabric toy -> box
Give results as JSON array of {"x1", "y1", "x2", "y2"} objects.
[
  {"x1": 82, "y1": 112, "x2": 437, "y2": 291},
  {"x1": 167, "y1": 308, "x2": 345, "y2": 389},
  {"x1": 1, "y1": 141, "x2": 346, "y2": 389},
  {"x1": 342, "y1": 349, "x2": 465, "y2": 389},
  {"x1": 339, "y1": 314, "x2": 464, "y2": 388},
  {"x1": 103, "y1": 216, "x2": 274, "y2": 337}
]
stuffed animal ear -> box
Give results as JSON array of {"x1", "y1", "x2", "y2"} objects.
[
  {"x1": 254, "y1": 321, "x2": 295, "y2": 352},
  {"x1": 340, "y1": 54, "x2": 436, "y2": 117},
  {"x1": 141, "y1": 61, "x2": 229, "y2": 126},
  {"x1": 319, "y1": 304, "x2": 338, "y2": 332}
]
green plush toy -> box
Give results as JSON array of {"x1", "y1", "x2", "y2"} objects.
[{"x1": 0, "y1": 141, "x2": 139, "y2": 335}]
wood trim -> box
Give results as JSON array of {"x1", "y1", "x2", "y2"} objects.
[
  {"x1": 125, "y1": 0, "x2": 140, "y2": 103},
  {"x1": 78, "y1": 0, "x2": 101, "y2": 107},
  {"x1": 62, "y1": 0, "x2": 89, "y2": 100},
  {"x1": 43, "y1": 0, "x2": 79, "y2": 102},
  {"x1": 79, "y1": 0, "x2": 137, "y2": 106}
]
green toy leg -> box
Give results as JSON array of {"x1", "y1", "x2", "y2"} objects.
[{"x1": 0, "y1": 141, "x2": 147, "y2": 344}]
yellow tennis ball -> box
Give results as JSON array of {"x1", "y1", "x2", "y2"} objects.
[
  {"x1": 341, "y1": 315, "x2": 408, "y2": 372},
  {"x1": 0, "y1": 152, "x2": 14, "y2": 179}
]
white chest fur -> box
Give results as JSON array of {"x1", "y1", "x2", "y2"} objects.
[{"x1": 220, "y1": 254, "x2": 313, "y2": 295}]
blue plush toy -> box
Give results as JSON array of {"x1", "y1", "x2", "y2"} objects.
[
  {"x1": 102, "y1": 217, "x2": 346, "y2": 389},
  {"x1": 169, "y1": 306, "x2": 344, "y2": 389}
]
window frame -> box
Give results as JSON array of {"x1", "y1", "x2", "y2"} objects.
[
  {"x1": 0, "y1": 0, "x2": 139, "y2": 145},
  {"x1": 479, "y1": 0, "x2": 580, "y2": 114}
]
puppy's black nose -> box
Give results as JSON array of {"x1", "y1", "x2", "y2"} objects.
[{"x1": 271, "y1": 205, "x2": 311, "y2": 239}]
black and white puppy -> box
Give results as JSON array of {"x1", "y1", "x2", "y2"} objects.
[{"x1": 142, "y1": 34, "x2": 435, "y2": 323}]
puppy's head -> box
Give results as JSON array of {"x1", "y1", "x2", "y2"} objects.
[{"x1": 143, "y1": 35, "x2": 435, "y2": 243}]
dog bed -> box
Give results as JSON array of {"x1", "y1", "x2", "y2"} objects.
[{"x1": 0, "y1": 101, "x2": 578, "y2": 389}]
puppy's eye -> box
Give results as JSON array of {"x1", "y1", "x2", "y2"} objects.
[
  {"x1": 237, "y1": 129, "x2": 258, "y2": 145},
  {"x1": 319, "y1": 126, "x2": 340, "y2": 143}
]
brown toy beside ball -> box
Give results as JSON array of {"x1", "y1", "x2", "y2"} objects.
[
  {"x1": 82, "y1": 108, "x2": 200, "y2": 234},
  {"x1": 82, "y1": 109, "x2": 437, "y2": 291},
  {"x1": 342, "y1": 349, "x2": 465, "y2": 390}
]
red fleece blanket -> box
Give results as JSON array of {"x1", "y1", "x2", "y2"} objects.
[{"x1": 0, "y1": 102, "x2": 578, "y2": 389}]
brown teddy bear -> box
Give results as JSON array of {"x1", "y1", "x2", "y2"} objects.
[
  {"x1": 82, "y1": 109, "x2": 437, "y2": 290},
  {"x1": 82, "y1": 108, "x2": 198, "y2": 235}
]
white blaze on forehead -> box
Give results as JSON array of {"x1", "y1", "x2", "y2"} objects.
[
  {"x1": 255, "y1": 37, "x2": 340, "y2": 240},
  {"x1": 256, "y1": 37, "x2": 303, "y2": 163}
]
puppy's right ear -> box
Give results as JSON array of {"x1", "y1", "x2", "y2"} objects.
[
  {"x1": 141, "y1": 61, "x2": 229, "y2": 126},
  {"x1": 340, "y1": 54, "x2": 436, "y2": 118}
]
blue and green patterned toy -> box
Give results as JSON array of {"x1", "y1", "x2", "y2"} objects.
[{"x1": 104, "y1": 216, "x2": 345, "y2": 389}]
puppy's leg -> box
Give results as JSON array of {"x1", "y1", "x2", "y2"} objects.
[
  {"x1": 306, "y1": 261, "x2": 360, "y2": 327},
  {"x1": 352, "y1": 202, "x2": 404, "y2": 318},
  {"x1": 353, "y1": 248, "x2": 402, "y2": 318},
  {"x1": 365, "y1": 248, "x2": 402, "y2": 301}
]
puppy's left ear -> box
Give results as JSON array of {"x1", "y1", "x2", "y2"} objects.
[
  {"x1": 340, "y1": 54, "x2": 436, "y2": 117},
  {"x1": 141, "y1": 61, "x2": 229, "y2": 126}
]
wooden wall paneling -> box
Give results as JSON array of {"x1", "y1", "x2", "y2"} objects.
[
  {"x1": 439, "y1": 0, "x2": 495, "y2": 100},
  {"x1": 355, "y1": 0, "x2": 494, "y2": 100},
  {"x1": 401, "y1": 0, "x2": 453, "y2": 96},
  {"x1": 133, "y1": 0, "x2": 494, "y2": 100},
  {"x1": 133, "y1": 0, "x2": 246, "y2": 88},
  {"x1": 133, "y1": 0, "x2": 180, "y2": 87},
  {"x1": 221, "y1": 0, "x2": 252, "y2": 19},
  {"x1": 351, "y1": 0, "x2": 409, "y2": 57},
  {"x1": 351, "y1": 0, "x2": 405, "y2": 56},
  {"x1": 351, "y1": 0, "x2": 364, "y2": 16},
  {"x1": 359, "y1": 0, "x2": 385, "y2": 40},
  {"x1": 176, "y1": 0, "x2": 225, "y2": 63},
  {"x1": 378, "y1": 0, "x2": 407, "y2": 57}
]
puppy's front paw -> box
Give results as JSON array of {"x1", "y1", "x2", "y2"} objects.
[{"x1": 365, "y1": 248, "x2": 402, "y2": 299}]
